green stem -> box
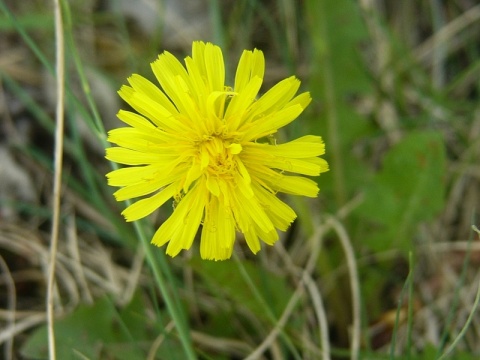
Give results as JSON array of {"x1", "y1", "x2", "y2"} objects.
[
  {"x1": 134, "y1": 221, "x2": 197, "y2": 360},
  {"x1": 60, "y1": 6, "x2": 196, "y2": 357}
]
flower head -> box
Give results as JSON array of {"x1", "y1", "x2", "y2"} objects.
[{"x1": 106, "y1": 41, "x2": 328, "y2": 260}]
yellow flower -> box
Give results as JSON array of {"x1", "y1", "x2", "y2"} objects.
[{"x1": 106, "y1": 41, "x2": 328, "y2": 260}]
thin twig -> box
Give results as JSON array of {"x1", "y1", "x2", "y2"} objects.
[
  {"x1": 414, "y1": 4, "x2": 480, "y2": 65},
  {"x1": 276, "y1": 234, "x2": 331, "y2": 360},
  {"x1": 302, "y1": 271, "x2": 331, "y2": 360},
  {"x1": 328, "y1": 216, "x2": 361, "y2": 360},
  {"x1": 437, "y1": 280, "x2": 480, "y2": 360},
  {"x1": 146, "y1": 321, "x2": 175, "y2": 360},
  {"x1": 0, "y1": 255, "x2": 15, "y2": 360},
  {"x1": 119, "y1": 245, "x2": 144, "y2": 306},
  {"x1": 0, "y1": 314, "x2": 46, "y2": 344},
  {"x1": 47, "y1": 0, "x2": 65, "y2": 359},
  {"x1": 190, "y1": 331, "x2": 253, "y2": 358},
  {"x1": 66, "y1": 212, "x2": 94, "y2": 304},
  {"x1": 244, "y1": 287, "x2": 304, "y2": 360}
]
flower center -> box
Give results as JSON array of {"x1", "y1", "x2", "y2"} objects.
[{"x1": 198, "y1": 136, "x2": 242, "y2": 178}]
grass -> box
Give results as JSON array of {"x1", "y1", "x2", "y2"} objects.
[{"x1": 0, "y1": 0, "x2": 480, "y2": 359}]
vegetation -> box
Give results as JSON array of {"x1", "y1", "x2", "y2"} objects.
[{"x1": 0, "y1": 0, "x2": 479, "y2": 359}]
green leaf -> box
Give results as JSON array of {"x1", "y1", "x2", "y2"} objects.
[
  {"x1": 20, "y1": 294, "x2": 173, "y2": 360},
  {"x1": 359, "y1": 131, "x2": 446, "y2": 251},
  {"x1": 21, "y1": 297, "x2": 117, "y2": 360}
]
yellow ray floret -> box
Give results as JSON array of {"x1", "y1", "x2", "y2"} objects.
[{"x1": 105, "y1": 41, "x2": 329, "y2": 260}]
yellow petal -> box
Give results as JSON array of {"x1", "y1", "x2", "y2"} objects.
[
  {"x1": 166, "y1": 181, "x2": 207, "y2": 257},
  {"x1": 206, "y1": 91, "x2": 228, "y2": 126},
  {"x1": 244, "y1": 149, "x2": 326, "y2": 176},
  {"x1": 200, "y1": 196, "x2": 234, "y2": 260},
  {"x1": 246, "y1": 76, "x2": 300, "y2": 120},
  {"x1": 235, "y1": 158, "x2": 251, "y2": 184},
  {"x1": 127, "y1": 74, "x2": 179, "y2": 115},
  {"x1": 106, "y1": 164, "x2": 161, "y2": 187},
  {"x1": 152, "y1": 182, "x2": 202, "y2": 247},
  {"x1": 127, "y1": 92, "x2": 188, "y2": 133},
  {"x1": 122, "y1": 183, "x2": 177, "y2": 221},
  {"x1": 248, "y1": 165, "x2": 319, "y2": 197},
  {"x1": 244, "y1": 228, "x2": 261, "y2": 254},
  {"x1": 287, "y1": 91, "x2": 312, "y2": 110},
  {"x1": 118, "y1": 84, "x2": 134, "y2": 103},
  {"x1": 118, "y1": 86, "x2": 184, "y2": 132},
  {"x1": 206, "y1": 174, "x2": 220, "y2": 197},
  {"x1": 276, "y1": 175, "x2": 319, "y2": 197},
  {"x1": 106, "y1": 147, "x2": 167, "y2": 165},
  {"x1": 255, "y1": 225, "x2": 279, "y2": 246},
  {"x1": 204, "y1": 42, "x2": 225, "y2": 92},
  {"x1": 228, "y1": 143, "x2": 242, "y2": 154},
  {"x1": 252, "y1": 182, "x2": 297, "y2": 231},
  {"x1": 248, "y1": 135, "x2": 326, "y2": 158},
  {"x1": 235, "y1": 180, "x2": 274, "y2": 233},
  {"x1": 151, "y1": 52, "x2": 196, "y2": 116},
  {"x1": 116, "y1": 110, "x2": 155, "y2": 131},
  {"x1": 191, "y1": 41, "x2": 207, "y2": 79},
  {"x1": 224, "y1": 76, "x2": 262, "y2": 129},
  {"x1": 267, "y1": 157, "x2": 326, "y2": 176},
  {"x1": 234, "y1": 48, "x2": 265, "y2": 93},
  {"x1": 107, "y1": 128, "x2": 172, "y2": 152},
  {"x1": 185, "y1": 57, "x2": 208, "y2": 113},
  {"x1": 241, "y1": 104, "x2": 304, "y2": 141},
  {"x1": 183, "y1": 162, "x2": 202, "y2": 192},
  {"x1": 216, "y1": 201, "x2": 235, "y2": 251},
  {"x1": 113, "y1": 166, "x2": 184, "y2": 201}
]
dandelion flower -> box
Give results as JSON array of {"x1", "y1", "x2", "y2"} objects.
[{"x1": 106, "y1": 41, "x2": 329, "y2": 260}]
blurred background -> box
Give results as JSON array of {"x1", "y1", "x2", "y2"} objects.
[{"x1": 1, "y1": 0, "x2": 480, "y2": 359}]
